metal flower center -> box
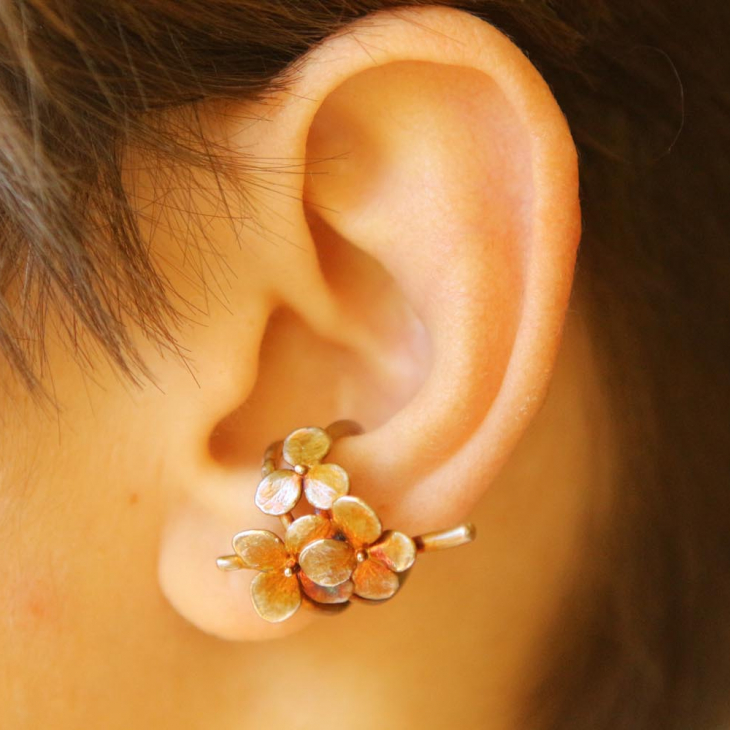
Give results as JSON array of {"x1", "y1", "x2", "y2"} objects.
[{"x1": 283, "y1": 558, "x2": 299, "y2": 578}]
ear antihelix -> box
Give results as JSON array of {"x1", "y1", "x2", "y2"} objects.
[{"x1": 216, "y1": 420, "x2": 476, "y2": 623}]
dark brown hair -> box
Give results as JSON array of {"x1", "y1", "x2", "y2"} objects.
[{"x1": 1, "y1": 1, "x2": 728, "y2": 727}]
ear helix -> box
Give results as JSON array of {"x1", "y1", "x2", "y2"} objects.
[{"x1": 216, "y1": 419, "x2": 476, "y2": 622}]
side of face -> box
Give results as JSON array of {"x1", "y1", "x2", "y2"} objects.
[{"x1": 0, "y1": 6, "x2": 585, "y2": 726}]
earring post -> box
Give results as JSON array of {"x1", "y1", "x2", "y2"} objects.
[
  {"x1": 217, "y1": 555, "x2": 245, "y2": 571},
  {"x1": 413, "y1": 524, "x2": 476, "y2": 553}
]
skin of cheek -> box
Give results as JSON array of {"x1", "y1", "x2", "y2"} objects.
[
  {"x1": 4, "y1": 576, "x2": 59, "y2": 629},
  {"x1": 0, "y1": 426, "x2": 66, "y2": 639},
  {"x1": 0, "y1": 209, "x2": 280, "y2": 723},
  {"x1": 0, "y1": 263, "x2": 287, "y2": 714},
  {"x1": 0, "y1": 376, "x2": 198, "y2": 723}
]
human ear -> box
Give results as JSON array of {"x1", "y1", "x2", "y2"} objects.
[{"x1": 152, "y1": 5, "x2": 580, "y2": 640}]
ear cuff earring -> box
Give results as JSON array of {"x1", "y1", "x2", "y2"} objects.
[{"x1": 217, "y1": 420, "x2": 476, "y2": 622}]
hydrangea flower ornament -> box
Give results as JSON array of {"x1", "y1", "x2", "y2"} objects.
[{"x1": 217, "y1": 421, "x2": 476, "y2": 623}]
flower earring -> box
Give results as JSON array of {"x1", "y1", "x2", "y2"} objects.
[{"x1": 216, "y1": 420, "x2": 476, "y2": 622}]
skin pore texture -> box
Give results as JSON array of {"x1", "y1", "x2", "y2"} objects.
[{"x1": 0, "y1": 7, "x2": 606, "y2": 729}]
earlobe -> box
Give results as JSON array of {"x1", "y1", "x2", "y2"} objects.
[{"x1": 155, "y1": 5, "x2": 579, "y2": 640}]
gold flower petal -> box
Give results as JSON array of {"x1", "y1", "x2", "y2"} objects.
[
  {"x1": 303, "y1": 463, "x2": 350, "y2": 510},
  {"x1": 299, "y1": 572, "x2": 354, "y2": 604},
  {"x1": 331, "y1": 495, "x2": 382, "y2": 548},
  {"x1": 254, "y1": 469, "x2": 302, "y2": 516},
  {"x1": 368, "y1": 530, "x2": 417, "y2": 573},
  {"x1": 282, "y1": 427, "x2": 332, "y2": 467},
  {"x1": 232, "y1": 529, "x2": 288, "y2": 571},
  {"x1": 284, "y1": 514, "x2": 333, "y2": 556},
  {"x1": 250, "y1": 571, "x2": 302, "y2": 623},
  {"x1": 299, "y1": 538, "x2": 356, "y2": 587},
  {"x1": 352, "y1": 558, "x2": 400, "y2": 601}
]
